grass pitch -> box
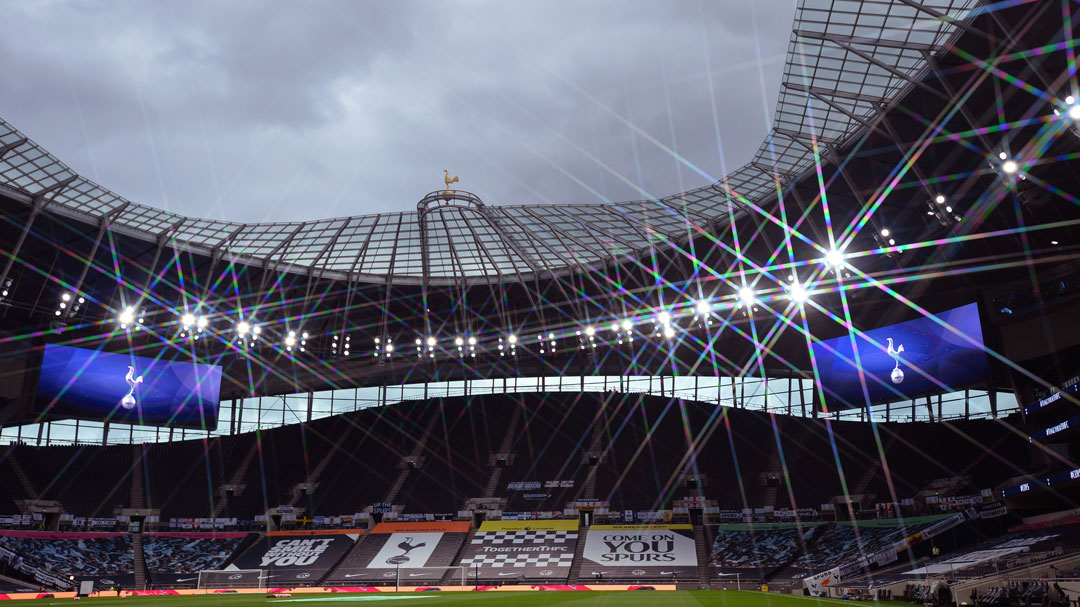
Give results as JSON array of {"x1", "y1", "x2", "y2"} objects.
[{"x1": 54, "y1": 592, "x2": 910, "y2": 607}]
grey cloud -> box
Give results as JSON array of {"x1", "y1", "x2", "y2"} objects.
[{"x1": 0, "y1": 0, "x2": 796, "y2": 223}]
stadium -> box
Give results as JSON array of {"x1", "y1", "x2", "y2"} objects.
[{"x1": 0, "y1": 0, "x2": 1079, "y2": 606}]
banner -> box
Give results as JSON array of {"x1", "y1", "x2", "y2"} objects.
[
  {"x1": 978, "y1": 502, "x2": 1007, "y2": 519},
  {"x1": 580, "y1": 524, "x2": 697, "y2": 581},
  {"x1": 327, "y1": 522, "x2": 470, "y2": 583},
  {"x1": 803, "y1": 567, "x2": 840, "y2": 596},
  {"x1": 266, "y1": 529, "x2": 360, "y2": 537},
  {"x1": 227, "y1": 534, "x2": 358, "y2": 582},
  {"x1": 457, "y1": 520, "x2": 578, "y2": 581},
  {"x1": 371, "y1": 522, "x2": 470, "y2": 534},
  {"x1": 478, "y1": 520, "x2": 577, "y2": 532}
]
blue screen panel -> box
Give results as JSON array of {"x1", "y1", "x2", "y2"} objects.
[
  {"x1": 810, "y1": 302, "x2": 987, "y2": 408},
  {"x1": 35, "y1": 344, "x2": 221, "y2": 429}
]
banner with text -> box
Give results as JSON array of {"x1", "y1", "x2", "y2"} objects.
[
  {"x1": 581, "y1": 524, "x2": 697, "y2": 581},
  {"x1": 456, "y1": 520, "x2": 578, "y2": 581},
  {"x1": 227, "y1": 534, "x2": 358, "y2": 582}
]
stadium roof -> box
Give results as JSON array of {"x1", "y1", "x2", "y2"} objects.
[{"x1": 0, "y1": 0, "x2": 978, "y2": 285}]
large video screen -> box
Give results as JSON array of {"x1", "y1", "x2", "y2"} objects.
[
  {"x1": 810, "y1": 302, "x2": 987, "y2": 408},
  {"x1": 35, "y1": 344, "x2": 221, "y2": 429}
]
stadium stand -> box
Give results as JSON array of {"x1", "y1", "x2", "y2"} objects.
[
  {"x1": 142, "y1": 533, "x2": 246, "y2": 575},
  {"x1": 0, "y1": 532, "x2": 133, "y2": 582}
]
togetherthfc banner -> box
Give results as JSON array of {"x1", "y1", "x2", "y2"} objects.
[
  {"x1": 580, "y1": 524, "x2": 698, "y2": 581},
  {"x1": 457, "y1": 520, "x2": 579, "y2": 581}
]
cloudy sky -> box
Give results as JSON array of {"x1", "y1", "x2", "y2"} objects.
[{"x1": 1, "y1": 0, "x2": 797, "y2": 223}]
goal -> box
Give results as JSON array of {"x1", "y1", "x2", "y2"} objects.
[
  {"x1": 386, "y1": 566, "x2": 467, "y2": 590},
  {"x1": 196, "y1": 569, "x2": 267, "y2": 591}
]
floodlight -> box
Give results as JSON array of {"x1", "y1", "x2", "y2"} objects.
[
  {"x1": 508, "y1": 334, "x2": 518, "y2": 344},
  {"x1": 695, "y1": 300, "x2": 711, "y2": 314},
  {"x1": 738, "y1": 286, "x2": 755, "y2": 307},
  {"x1": 825, "y1": 249, "x2": 844, "y2": 268},
  {"x1": 789, "y1": 283, "x2": 808, "y2": 304},
  {"x1": 117, "y1": 307, "x2": 135, "y2": 326},
  {"x1": 236, "y1": 321, "x2": 251, "y2": 335},
  {"x1": 584, "y1": 326, "x2": 595, "y2": 337},
  {"x1": 621, "y1": 320, "x2": 632, "y2": 331},
  {"x1": 657, "y1": 311, "x2": 671, "y2": 325}
]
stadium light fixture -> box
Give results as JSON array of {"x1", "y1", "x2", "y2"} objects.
[
  {"x1": 1053, "y1": 95, "x2": 1080, "y2": 121},
  {"x1": 584, "y1": 326, "x2": 595, "y2": 337},
  {"x1": 621, "y1": 319, "x2": 632, "y2": 332},
  {"x1": 695, "y1": 300, "x2": 711, "y2": 315},
  {"x1": 789, "y1": 282, "x2": 808, "y2": 304},
  {"x1": 426, "y1": 336, "x2": 437, "y2": 347},
  {"x1": 738, "y1": 286, "x2": 755, "y2": 307},
  {"x1": 663, "y1": 326, "x2": 675, "y2": 339},
  {"x1": 935, "y1": 194, "x2": 946, "y2": 204},
  {"x1": 657, "y1": 311, "x2": 671, "y2": 326},
  {"x1": 880, "y1": 228, "x2": 890, "y2": 237},
  {"x1": 117, "y1": 306, "x2": 135, "y2": 327},
  {"x1": 507, "y1": 334, "x2": 517, "y2": 345},
  {"x1": 236, "y1": 321, "x2": 251, "y2": 336},
  {"x1": 181, "y1": 313, "x2": 196, "y2": 328},
  {"x1": 825, "y1": 249, "x2": 845, "y2": 268}
]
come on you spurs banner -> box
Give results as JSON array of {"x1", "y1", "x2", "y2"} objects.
[{"x1": 581, "y1": 524, "x2": 697, "y2": 581}]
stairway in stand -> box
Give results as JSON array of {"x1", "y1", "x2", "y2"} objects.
[
  {"x1": 581, "y1": 418, "x2": 605, "y2": 500},
  {"x1": 383, "y1": 414, "x2": 440, "y2": 505},
  {"x1": 693, "y1": 522, "x2": 710, "y2": 588},
  {"x1": 8, "y1": 453, "x2": 39, "y2": 502},
  {"x1": 131, "y1": 445, "x2": 148, "y2": 590},
  {"x1": 319, "y1": 533, "x2": 368, "y2": 586},
  {"x1": 482, "y1": 405, "x2": 522, "y2": 498},
  {"x1": 213, "y1": 443, "x2": 258, "y2": 518},
  {"x1": 438, "y1": 527, "x2": 477, "y2": 587},
  {"x1": 566, "y1": 522, "x2": 590, "y2": 584},
  {"x1": 130, "y1": 445, "x2": 146, "y2": 510},
  {"x1": 132, "y1": 529, "x2": 147, "y2": 590}
]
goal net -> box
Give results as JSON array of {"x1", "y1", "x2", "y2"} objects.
[
  {"x1": 197, "y1": 569, "x2": 267, "y2": 590},
  {"x1": 386, "y1": 566, "x2": 467, "y2": 589}
]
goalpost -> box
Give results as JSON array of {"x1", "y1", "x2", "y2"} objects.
[
  {"x1": 387, "y1": 566, "x2": 467, "y2": 591},
  {"x1": 196, "y1": 569, "x2": 268, "y2": 591}
]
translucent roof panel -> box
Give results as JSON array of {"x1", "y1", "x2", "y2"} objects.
[{"x1": 0, "y1": 0, "x2": 977, "y2": 284}]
